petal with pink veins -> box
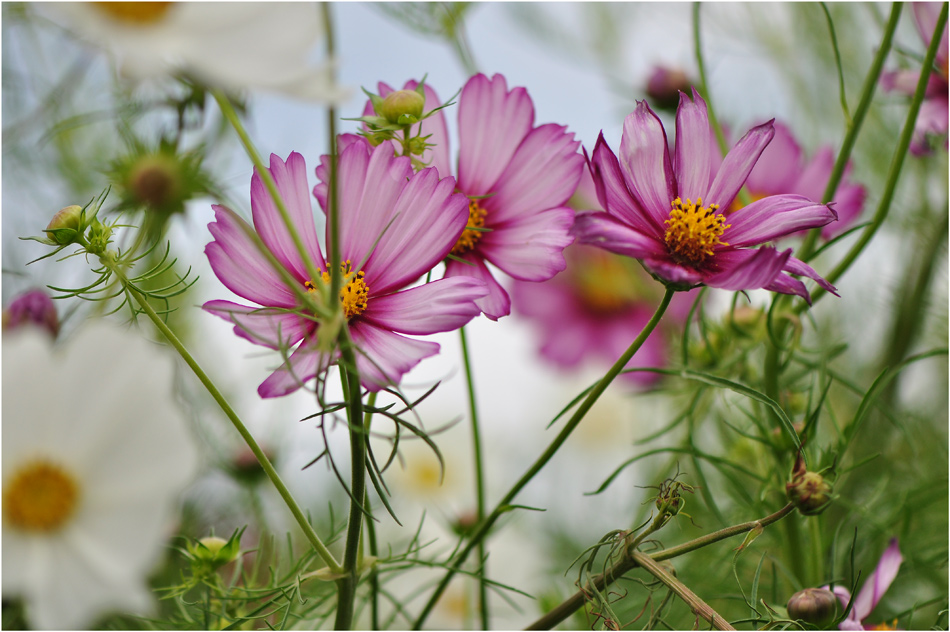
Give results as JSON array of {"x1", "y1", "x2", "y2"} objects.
[
  {"x1": 313, "y1": 134, "x2": 367, "y2": 211},
  {"x1": 250, "y1": 152, "x2": 324, "y2": 281},
  {"x1": 457, "y1": 73, "x2": 535, "y2": 196},
  {"x1": 783, "y1": 256, "x2": 838, "y2": 295},
  {"x1": 674, "y1": 89, "x2": 713, "y2": 203},
  {"x1": 203, "y1": 300, "x2": 312, "y2": 349},
  {"x1": 703, "y1": 247, "x2": 791, "y2": 292},
  {"x1": 480, "y1": 206, "x2": 575, "y2": 282},
  {"x1": 587, "y1": 136, "x2": 664, "y2": 235},
  {"x1": 362, "y1": 277, "x2": 487, "y2": 335},
  {"x1": 349, "y1": 322, "x2": 440, "y2": 391},
  {"x1": 620, "y1": 101, "x2": 676, "y2": 221},
  {"x1": 726, "y1": 194, "x2": 837, "y2": 247},
  {"x1": 707, "y1": 119, "x2": 775, "y2": 210},
  {"x1": 206, "y1": 205, "x2": 300, "y2": 308},
  {"x1": 258, "y1": 338, "x2": 333, "y2": 398},
  {"x1": 445, "y1": 254, "x2": 511, "y2": 320},
  {"x1": 852, "y1": 538, "x2": 902, "y2": 625},
  {"x1": 642, "y1": 257, "x2": 704, "y2": 287},
  {"x1": 572, "y1": 211, "x2": 665, "y2": 261},
  {"x1": 483, "y1": 123, "x2": 583, "y2": 225}
]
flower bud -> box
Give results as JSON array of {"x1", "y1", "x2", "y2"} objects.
[
  {"x1": 188, "y1": 531, "x2": 242, "y2": 577},
  {"x1": 646, "y1": 66, "x2": 694, "y2": 111},
  {"x1": 45, "y1": 205, "x2": 83, "y2": 245},
  {"x1": 3, "y1": 290, "x2": 59, "y2": 339},
  {"x1": 127, "y1": 155, "x2": 182, "y2": 212},
  {"x1": 786, "y1": 454, "x2": 833, "y2": 516},
  {"x1": 379, "y1": 89, "x2": 425, "y2": 125},
  {"x1": 787, "y1": 588, "x2": 838, "y2": 627}
]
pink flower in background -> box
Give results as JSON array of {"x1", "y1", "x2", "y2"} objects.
[
  {"x1": 881, "y1": 3, "x2": 948, "y2": 154},
  {"x1": 369, "y1": 73, "x2": 584, "y2": 320},
  {"x1": 730, "y1": 121, "x2": 867, "y2": 240},
  {"x1": 573, "y1": 89, "x2": 838, "y2": 303},
  {"x1": 824, "y1": 538, "x2": 903, "y2": 630},
  {"x1": 204, "y1": 147, "x2": 486, "y2": 397},
  {"x1": 512, "y1": 171, "x2": 692, "y2": 385},
  {"x1": 3, "y1": 289, "x2": 59, "y2": 338}
]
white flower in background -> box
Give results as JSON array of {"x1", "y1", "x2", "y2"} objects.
[
  {"x1": 2, "y1": 321, "x2": 200, "y2": 630},
  {"x1": 45, "y1": 2, "x2": 350, "y2": 103}
]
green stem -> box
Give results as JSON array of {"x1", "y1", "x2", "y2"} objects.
[
  {"x1": 110, "y1": 265, "x2": 343, "y2": 574},
  {"x1": 524, "y1": 503, "x2": 795, "y2": 630},
  {"x1": 334, "y1": 339, "x2": 368, "y2": 631},
  {"x1": 798, "y1": 2, "x2": 904, "y2": 262},
  {"x1": 363, "y1": 392, "x2": 380, "y2": 632},
  {"x1": 459, "y1": 326, "x2": 490, "y2": 629},
  {"x1": 413, "y1": 287, "x2": 676, "y2": 629}
]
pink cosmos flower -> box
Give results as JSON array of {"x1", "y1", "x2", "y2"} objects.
[
  {"x1": 3, "y1": 289, "x2": 59, "y2": 338},
  {"x1": 824, "y1": 538, "x2": 903, "y2": 630},
  {"x1": 573, "y1": 89, "x2": 838, "y2": 303},
  {"x1": 722, "y1": 121, "x2": 866, "y2": 241},
  {"x1": 365, "y1": 74, "x2": 585, "y2": 320},
  {"x1": 203, "y1": 147, "x2": 487, "y2": 397},
  {"x1": 511, "y1": 171, "x2": 692, "y2": 385},
  {"x1": 881, "y1": 3, "x2": 949, "y2": 155}
]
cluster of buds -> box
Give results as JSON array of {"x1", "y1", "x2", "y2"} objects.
[
  {"x1": 349, "y1": 77, "x2": 450, "y2": 168},
  {"x1": 786, "y1": 452, "x2": 834, "y2": 516}
]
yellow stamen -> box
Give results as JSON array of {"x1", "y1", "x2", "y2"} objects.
[
  {"x1": 4, "y1": 460, "x2": 80, "y2": 532},
  {"x1": 451, "y1": 199, "x2": 487, "y2": 256},
  {"x1": 310, "y1": 260, "x2": 369, "y2": 319},
  {"x1": 663, "y1": 196, "x2": 730, "y2": 266},
  {"x1": 93, "y1": 2, "x2": 174, "y2": 24}
]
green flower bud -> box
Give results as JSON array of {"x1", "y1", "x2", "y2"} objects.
[
  {"x1": 786, "y1": 454, "x2": 833, "y2": 516},
  {"x1": 786, "y1": 588, "x2": 838, "y2": 628},
  {"x1": 188, "y1": 530, "x2": 242, "y2": 577},
  {"x1": 45, "y1": 205, "x2": 83, "y2": 245},
  {"x1": 127, "y1": 154, "x2": 182, "y2": 212},
  {"x1": 379, "y1": 89, "x2": 425, "y2": 125}
]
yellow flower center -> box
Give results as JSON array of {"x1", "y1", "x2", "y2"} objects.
[
  {"x1": 663, "y1": 197, "x2": 730, "y2": 266},
  {"x1": 306, "y1": 260, "x2": 369, "y2": 319},
  {"x1": 4, "y1": 460, "x2": 80, "y2": 532},
  {"x1": 92, "y1": 2, "x2": 174, "y2": 24},
  {"x1": 866, "y1": 620, "x2": 899, "y2": 631},
  {"x1": 451, "y1": 200, "x2": 487, "y2": 256}
]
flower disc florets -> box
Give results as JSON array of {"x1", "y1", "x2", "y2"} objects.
[
  {"x1": 451, "y1": 200, "x2": 487, "y2": 255},
  {"x1": 315, "y1": 261, "x2": 369, "y2": 319},
  {"x1": 663, "y1": 197, "x2": 729, "y2": 266},
  {"x1": 3, "y1": 460, "x2": 80, "y2": 532}
]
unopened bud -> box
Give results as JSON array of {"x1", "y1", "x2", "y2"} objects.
[
  {"x1": 45, "y1": 205, "x2": 83, "y2": 245},
  {"x1": 127, "y1": 155, "x2": 181, "y2": 211},
  {"x1": 188, "y1": 531, "x2": 242, "y2": 576},
  {"x1": 3, "y1": 290, "x2": 59, "y2": 338},
  {"x1": 379, "y1": 89, "x2": 425, "y2": 125},
  {"x1": 786, "y1": 454, "x2": 833, "y2": 516},
  {"x1": 646, "y1": 66, "x2": 693, "y2": 111},
  {"x1": 787, "y1": 588, "x2": 838, "y2": 627}
]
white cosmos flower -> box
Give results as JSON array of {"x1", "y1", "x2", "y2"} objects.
[
  {"x1": 45, "y1": 2, "x2": 350, "y2": 103},
  {"x1": 2, "y1": 321, "x2": 200, "y2": 630}
]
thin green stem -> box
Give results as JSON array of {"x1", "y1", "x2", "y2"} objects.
[
  {"x1": 363, "y1": 392, "x2": 380, "y2": 632},
  {"x1": 801, "y1": 1, "x2": 946, "y2": 308},
  {"x1": 413, "y1": 287, "x2": 677, "y2": 629},
  {"x1": 334, "y1": 340, "x2": 368, "y2": 631},
  {"x1": 525, "y1": 503, "x2": 795, "y2": 630},
  {"x1": 110, "y1": 264, "x2": 342, "y2": 574},
  {"x1": 459, "y1": 326, "x2": 490, "y2": 629},
  {"x1": 820, "y1": 3, "x2": 851, "y2": 126},
  {"x1": 798, "y1": 2, "x2": 904, "y2": 261}
]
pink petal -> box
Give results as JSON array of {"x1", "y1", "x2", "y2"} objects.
[
  {"x1": 203, "y1": 299, "x2": 312, "y2": 350},
  {"x1": 911, "y1": 95, "x2": 950, "y2": 155},
  {"x1": 765, "y1": 272, "x2": 810, "y2": 303},
  {"x1": 332, "y1": 140, "x2": 416, "y2": 270},
  {"x1": 642, "y1": 257, "x2": 704, "y2": 287},
  {"x1": 484, "y1": 123, "x2": 583, "y2": 224},
  {"x1": 457, "y1": 73, "x2": 535, "y2": 196},
  {"x1": 362, "y1": 277, "x2": 486, "y2": 335},
  {"x1": 745, "y1": 121, "x2": 803, "y2": 195},
  {"x1": 707, "y1": 119, "x2": 775, "y2": 209},
  {"x1": 790, "y1": 145, "x2": 833, "y2": 204},
  {"x1": 480, "y1": 206, "x2": 575, "y2": 282},
  {"x1": 571, "y1": 211, "x2": 665, "y2": 260},
  {"x1": 783, "y1": 256, "x2": 838, "y2": 295},
  {"x1": 619, "y1": 100, "x2": 676, "y2": 223},
  {"x1": 852, "y1": 538, "x2": 902, "y2": 623},
  {"x1": 703, "y1": 247, "x2": 791, "y2": 292},
  {"x1": 313, "y1": 134, "x2": 367, "y2": 211},
  {"x1": 726, "y1": 195, "x2": 838, "y2": 246},
  {"x1": 251, "y1": 152, "x2": 324, "y2": 282},
  {"x1": 445, "y1": 254, "x2": 511, "y2": 320},
  {"x1": 206, "y1": 205, "x2": 300, "y2": 308},
  {"x1": 674, "y1": 89, "x2": 713, "y2": 203},
  {"x1": 258, "y1": 338, "x2": 333, "y2": 398},
  {"x1": 587, "y1": 135, "x2": 663, "y2": 235},
  {"x1": 822, "y1": 182, "x2": 866, "y2": 240},
  {"x1": 349, "y1": 322, "x2": 439, "y2": 391},
  {"x1": 364, "y1": 167, "x2": 469, "y2": 293}
]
